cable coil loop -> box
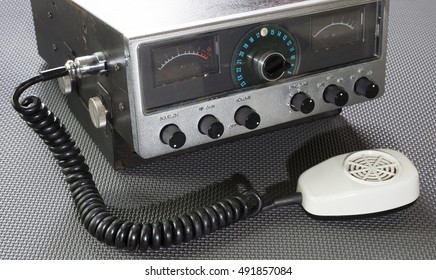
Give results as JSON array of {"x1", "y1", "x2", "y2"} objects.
[{"x1": 12, "y1": 72, "x2": 263, "y2": 252}]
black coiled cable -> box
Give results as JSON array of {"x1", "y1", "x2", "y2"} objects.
[{"x1": 12, "y1": 67, "x2": 265, "y2": 252}]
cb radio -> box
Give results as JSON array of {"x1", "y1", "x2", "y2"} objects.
[
  {"x1": 12, "y1": 0, "x2": 419, "y2": 254},
  {"x1": 31, "y1": 0, "x2": 389, "y2": 169}
]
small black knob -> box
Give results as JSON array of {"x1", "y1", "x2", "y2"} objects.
[
  {"x1": 235, "y1": 106, "x2": 261, "y2": 130},
  {"x1": 160, "y1": 124, "x2": 186, "y2": 149},
  {"x1": 198, "y1": 115, "x2": 224, "y2": 139},
  {"x1": 355, "y1": 77, "x2": 379, "y2": 99},
  {"x1": 291, "y1": 92, "x2": 315, "y2": 114},
  {"x1": 323, "y1": 85, "x2": 349, "y2": 107}
]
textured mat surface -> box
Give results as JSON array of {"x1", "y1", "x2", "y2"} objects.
[{"x1": 1, "y1": 0, "x2": 435, "y2": 260}]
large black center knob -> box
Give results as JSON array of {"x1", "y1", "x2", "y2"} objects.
[
  {"x1": 323, "y1": 85, "x2": 349, "y2": 107},
  {"x1": 198, "y1": 115, "x2": 224, "y2": 139},
  {"x1": 160, "y1": 124, "x2": 186, "y2": 149},
  {"x1": 355, "y1": 77, "x2": 379, "y2": 99},
  {"x1": 256, "y1": 51, "x2": 291, "y2": 82},
  {"x1": 291, "y1": 92, "x2": 315, "y2": 114},
  {"x1": 235, "y1": 106, "x2": 261, "y2": 130}
]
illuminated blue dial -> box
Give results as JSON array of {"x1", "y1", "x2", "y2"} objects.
[{"x1": 231, "y1": 25, "x2": 299, "y2": 88}]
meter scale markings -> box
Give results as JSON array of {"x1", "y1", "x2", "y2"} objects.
[
  {"x1": 313, "y1": 20, "x2": 356, "y2": 37},
  {"x1": 158, "y1": 51, "x2": 210, "y2": 71}
]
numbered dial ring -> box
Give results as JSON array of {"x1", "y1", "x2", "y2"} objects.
[{"x1": 231, "y1": 25, "x2": 299, "y2": 88}]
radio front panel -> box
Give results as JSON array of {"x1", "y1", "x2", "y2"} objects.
[{"x1": 129, "y1": 1, "x2": 387, "y2": 159}]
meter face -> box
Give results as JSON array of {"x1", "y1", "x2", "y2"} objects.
[{"x1": 152, "y1": 37, "x2": 219, "y2": 87}]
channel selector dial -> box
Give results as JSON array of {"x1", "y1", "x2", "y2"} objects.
[
  {"x1": 291, "y1": 92, "x2": 315, "y2": 114},
  {"x1": 235, "y1": 106, "x2": 261, "y2": 130},
  {"x1": 160, "y1": 124, "x2": 186, "y2": 149},
  {"x1": 231, "y1": 25, "x2": 299, "y2": 88},
  {"x1": 323, "y1": 85, "x2": 349, "y2": 107},
  {"x1": 199, "y1": 115, "x2": 225, "y2": 139}
]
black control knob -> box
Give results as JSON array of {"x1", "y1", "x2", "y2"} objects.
[
  {"x1": 355, "y1": 77, "x2": 379, "y2": 99},
  {"x1": 255, "y1": 51, "x2": 291, "y2": 82},
  {"x1": 235, "y1": 106, "x2": 261, "y2": 130},
  {"x1": 160, "y1": 124, "x2": 186, "y2": 149},
  {"x1": 198, "y1": 115, "x2": 224, "y2": 139},
  {"x1": 323, "y1": 85, "x2": 349, "y2": 107},
  {"x1": 291, "y1": 92, "x2": 315, "y2": 114}
]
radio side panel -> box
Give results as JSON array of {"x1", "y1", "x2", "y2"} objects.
[{"x1": 30, "y1": 0, "x2": 141, "y2": 168}]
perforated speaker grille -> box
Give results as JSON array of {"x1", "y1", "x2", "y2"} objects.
[{"x1": 345, "y1": 151, "x2": 400, "y2": 183}]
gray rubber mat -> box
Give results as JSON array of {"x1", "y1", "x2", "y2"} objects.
[{"x1": 1, "y1": 0, "x2": 435, "y2": 259}]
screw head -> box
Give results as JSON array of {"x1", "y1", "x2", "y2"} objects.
[{"x1": 88, "y1": 97, "x2": 107, "y2": 129}]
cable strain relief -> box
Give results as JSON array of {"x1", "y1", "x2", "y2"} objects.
[
  {"x1": 39, "y1": 66, "x2": 69, "y2": 81},
  {"x1": 262, "y1": 192, "x2": 303, "y2": 212}
]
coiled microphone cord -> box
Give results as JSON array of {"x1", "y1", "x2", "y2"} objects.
[{"x1": 12, "y1": 66, "x2": 301, "y2": 252}]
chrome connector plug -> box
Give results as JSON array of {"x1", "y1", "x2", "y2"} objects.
[{"x1": 59, "y1": 52, "x2": 107, "y2": 95}]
